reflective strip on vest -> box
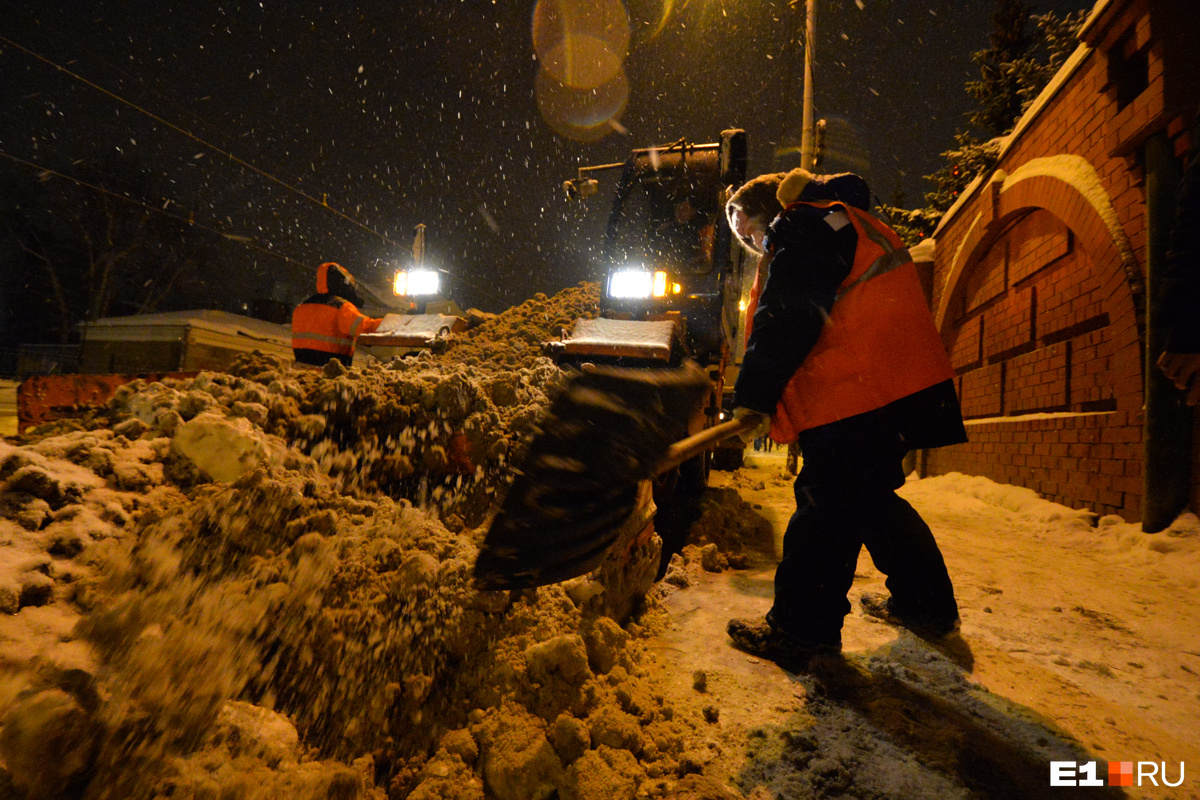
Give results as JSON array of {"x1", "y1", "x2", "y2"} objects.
[
  {"x1": 834, "y1": 222, "x2": 913, "y2": 301},
  {"x1": 291, "y1": 329, "x2": 352, "y2": 347},
  {"x1": 291, "y1": 301, "x2": 355, "y2": 356}
]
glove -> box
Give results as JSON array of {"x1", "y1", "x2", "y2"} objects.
[{"x1": 732, "y1": 407, "x2": 771, "y2": 445}]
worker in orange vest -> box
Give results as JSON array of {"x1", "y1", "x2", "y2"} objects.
[
  {"x1": 291, "y1": 262, "x2": 382, "y2": 368},
  {"x1": 723, "y1": 169, "x2": 967, "y2": 670}
]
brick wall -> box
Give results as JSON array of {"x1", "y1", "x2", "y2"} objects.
[
  {"x1": 931, "y1": 209, "x2": 1142, "y2": 519},
  {"x1": 923, "y1": 0, "x2": 1199, "y2": 523},
  {"x1": 924, "y1": 411, "x2": 1144, "y2": 517}
]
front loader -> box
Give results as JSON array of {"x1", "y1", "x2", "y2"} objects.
[
  {"x1": 548, "y1": 129, "x2": 754, "y2": 484},
  {"x1": 473, "y1": 130, "x2": 761, "y2": 595},
  {"x1": 357, "y1": 223, "x2": 470, "y2": 358}
]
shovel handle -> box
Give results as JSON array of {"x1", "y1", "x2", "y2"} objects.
[{"x1": 655, "y1": 415, "x2": 764, "y2": 476}]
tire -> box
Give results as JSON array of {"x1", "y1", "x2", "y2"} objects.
[{"x1": 711, "y1": 444, "x2": 744, "y2": 471}]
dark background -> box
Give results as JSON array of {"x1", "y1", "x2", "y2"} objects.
[{"x1": 0, "y1": 0, "x2": 1091, "y2": 320}]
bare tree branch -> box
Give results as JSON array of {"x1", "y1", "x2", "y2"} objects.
[{"x1": 18, "y1": 230, "x2": 73, "y2": 342}]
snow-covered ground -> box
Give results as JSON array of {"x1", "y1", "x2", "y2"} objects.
[{"x1": 647, "y1": 451, "x2": 1200, "y2": 799}]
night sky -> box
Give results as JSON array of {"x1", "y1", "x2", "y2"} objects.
[{"x1": 0, "y1": 0, "x2": 1090, "y2": 316}]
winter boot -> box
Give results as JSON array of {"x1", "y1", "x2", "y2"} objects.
[
  {"x1": 726, "y1": 617, "x2": 840, "y2": 671},
  {"x1": 859, "y1": 592, "x2": 961, "y2": 640}
]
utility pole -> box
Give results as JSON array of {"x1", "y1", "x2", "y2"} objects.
[{"x1": 794, "y1": 0, "x2": 817, "y2": 171}]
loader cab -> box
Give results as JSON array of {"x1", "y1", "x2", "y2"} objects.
[{"x1": 599, "y1": 130, "x2": 748, "y2": 366}]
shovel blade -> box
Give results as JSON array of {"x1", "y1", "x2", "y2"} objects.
[{"x1": 473, "y1": 362, "x2": 711, "y2": 590}]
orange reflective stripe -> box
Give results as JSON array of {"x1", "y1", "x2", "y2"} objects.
[
  {"x1": 835, "y1": 220, "x2": 913, "y2": 301},
  {"x1": 292, "y1": 302, "x2": 354, "y2": 355},
  {"x1": 293, "y1": 330, "x2": 348, "y2": 345},
  {"x1": 336, "y1": 300, "x2": 370, "y2": 338}
]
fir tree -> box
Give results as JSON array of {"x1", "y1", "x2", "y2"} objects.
[
  {"x1": 923, "y1": 132, "x2": 1004, "y2": 217},
  {"x1": 966, "y1": 0, "x2": 1037, "y2": 137},
  {"x1": 931, "y1": 3, "x2": 1087, "y2": 214},
  {"x1": 880, "y1": 2, "x2": 1087, "y2": 244},
  {"x1": 1018, "y1": 11, "x2": 1087, "y2": 111}
]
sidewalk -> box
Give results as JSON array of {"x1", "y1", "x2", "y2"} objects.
[{"x1": 651, "y1": 455, "x2": 1200, "y2": 800}]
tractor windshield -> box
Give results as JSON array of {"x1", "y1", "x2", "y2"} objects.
[{"x1": 605, "y1": 147, "x2": 723, "y2": 276}]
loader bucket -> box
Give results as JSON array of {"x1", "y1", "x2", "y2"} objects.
[{"x1": 472, "y1": 362, "x2": 711, "y2": 590}]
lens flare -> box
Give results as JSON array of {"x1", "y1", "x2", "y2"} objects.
[
  {"x1": 532, "y1": 0, "x2": 630, "y2": 90},
  {"x1": 535, "y1": 67, "x2": 628, "y2": 143}
]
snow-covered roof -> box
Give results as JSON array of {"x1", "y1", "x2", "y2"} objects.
[{"x1": 79, "y1": 309, "x2": 291, "y2": 345}]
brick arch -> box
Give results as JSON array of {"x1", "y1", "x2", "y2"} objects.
[
  {"x1": 924, "y1": 157, "x2": 1149, "y2": 520},
  {"x1": 934, "y1": 207, "x2": 985, "y2": 331},
  {"x1": 936, "y1": 157, "x2": 1143, "y2": 344}
]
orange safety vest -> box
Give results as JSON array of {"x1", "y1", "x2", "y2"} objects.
[
  {"x1": 745, "y1": 201, "x2": 954, "y2": 443},
  {"x1": 291, "y1": 296, "x2": 381, "y2": 364}
]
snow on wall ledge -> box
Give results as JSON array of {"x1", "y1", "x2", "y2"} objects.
[
  {"x1": 1000, "y1": 155, "x2": 1136, "y2": 270},
  {"x1": 935, "y1": 153, "x2": 1137, "y2": 331}
]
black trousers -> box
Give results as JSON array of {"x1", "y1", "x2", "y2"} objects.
[{"x1": 767, "y1": 431, "x2": 958, "y2": 646}]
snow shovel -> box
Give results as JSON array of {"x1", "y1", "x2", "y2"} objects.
[{"x1": 472, "y1": 362, "x2": 762, "y2": 590}]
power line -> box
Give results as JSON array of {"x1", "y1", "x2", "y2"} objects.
[
  {"x1": 0, "y1": 33, "x2": 402, "y2": 250},
  {"x1": 0, "y1": 150, "x2": 304, "y2": 269},
  {"x1": 0, "y1": 30, "x2": 492, "y2": 303},
  {"x1": 1, "y1": 149, "x2": 492, "y2": 305},
  {"x1": 0, "y1": 0, "x2": 312, "y2": 197}
]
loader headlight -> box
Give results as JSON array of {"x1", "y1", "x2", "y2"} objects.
[
  {"x1": 394, "y1": 268, "x2": 441, "y2": 297},
  {"x1": 608, "y1": 268, "x2": 670, "y2": 299}
]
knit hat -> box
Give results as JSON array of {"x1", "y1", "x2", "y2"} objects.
[
  {"x1": 776, "y1": 169, "x2": 871, "y2": 211},
  {"x1": 776, "y1": 168, "x2": 816, "y2": 207}
]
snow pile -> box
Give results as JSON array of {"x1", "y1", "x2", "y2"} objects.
[
  {"x1": 909, "y1": 471, "x2": 1099, "y2": 528},
  {"x1": 904, "y1": 471, "x2": 1200, "y2": 584},
  {"x1": 442, "y1": 282, "x2": 599, "y2": 367},
  {"x1": 657, "y1": 488, "x2": 776, "y2": 587},
  {"x1": 0, "y1": 281, "x2": 760, "y2": 800},
  {"x1": 129, "y1": 282, "x2": 597, "y2": 526},
  {"x1": 0, "y1": 431, "x2": 711, "y2": 798}
]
